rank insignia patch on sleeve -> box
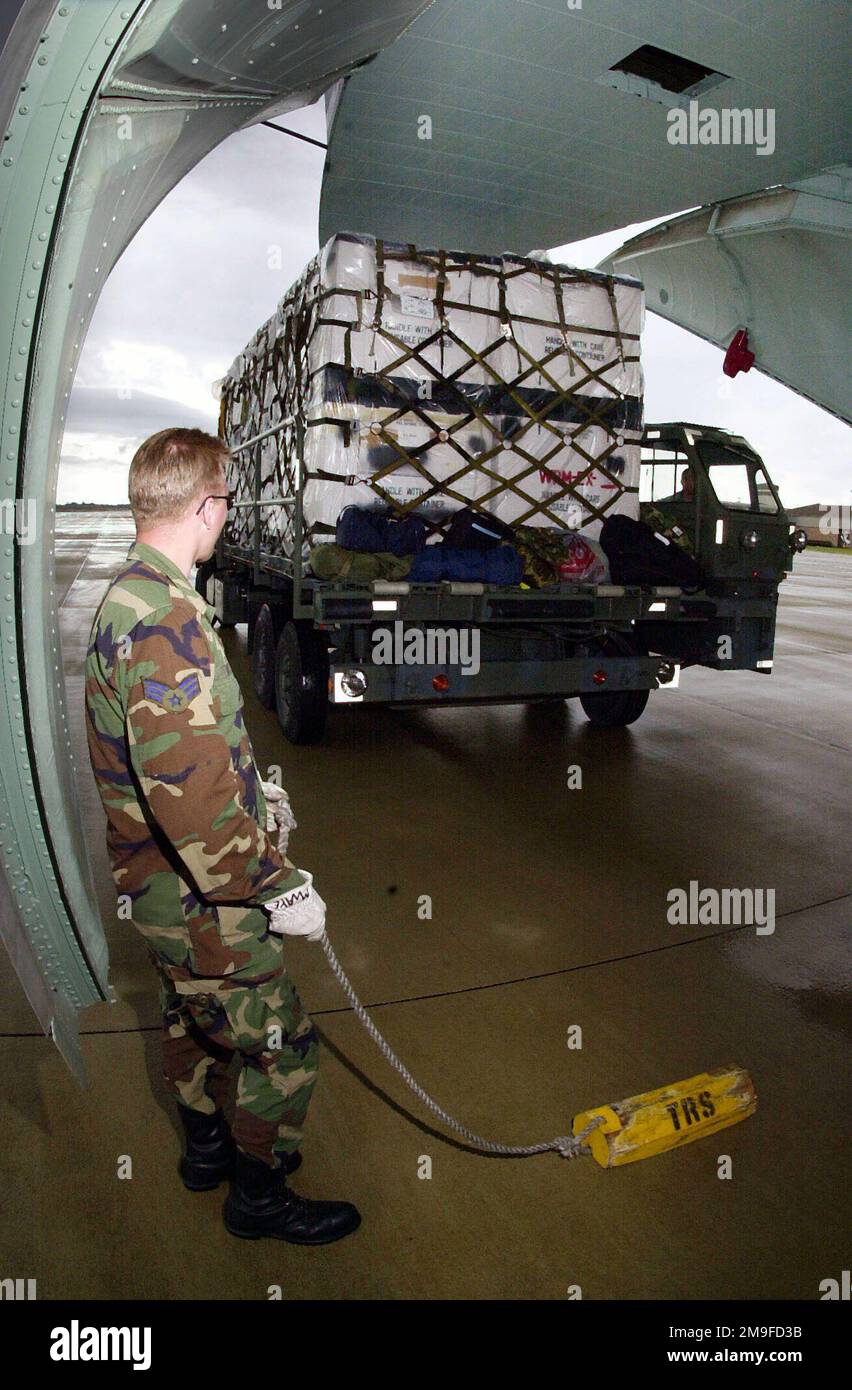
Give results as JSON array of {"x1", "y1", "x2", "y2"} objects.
[{"x1": 142, "y1": 673, "x2": 202, "y2": 712}]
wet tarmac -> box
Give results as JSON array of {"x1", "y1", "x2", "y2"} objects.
[{"x1": 1, "y1": 510, "x2": 849, "y2": 1299}]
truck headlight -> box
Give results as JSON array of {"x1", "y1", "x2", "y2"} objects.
[
  {"x1": 741, "y1": 529, "x2": 760, "y2": 549},
  {"x1": 340, "y1": 670, "x2": 368, "y2": 699}
]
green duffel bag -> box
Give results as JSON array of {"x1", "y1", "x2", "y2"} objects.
[{"x1": 308, "y1": 544, "x2": 413, "y2": 582}]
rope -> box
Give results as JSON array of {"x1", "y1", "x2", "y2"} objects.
[{"x1": 317, "y1": 930, "x2": 605, "y2": 1161}]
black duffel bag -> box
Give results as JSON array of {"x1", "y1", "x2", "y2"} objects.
[
  {"x1": 444, "y1": 507, "x2": 516, "y2": 549},
  {"x1": 600, "y1": 514, "x2": 705, "y2": 588}
]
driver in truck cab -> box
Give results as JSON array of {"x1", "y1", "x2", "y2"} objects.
[{"x1": 665, "y1": 464, "x2": 696, "y2": 504}]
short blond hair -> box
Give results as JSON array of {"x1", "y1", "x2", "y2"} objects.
[{"x1": 129, "y1": 427, "x2": 230, "y2": 525}]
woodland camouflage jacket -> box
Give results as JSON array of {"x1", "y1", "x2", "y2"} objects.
[{"x1": 85, "y1": 541, "x2": 303, "y2": 984}]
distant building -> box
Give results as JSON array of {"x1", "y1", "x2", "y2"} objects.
[{"x1": 786, "y1": 504, "x2": 850, "y2": 547}]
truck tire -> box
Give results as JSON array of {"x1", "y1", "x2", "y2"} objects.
[
  {"x1": 246, "y1": 593, "x2": 268, "y2": 656},
  {"x1": 251, "y1": 604, "x2": 280, "y2": 709},
  {"x1": 274, "y1": 621, "x2": 329, "y2": 745},
  {"x1": 579, "y1": 686, "x2": 649, "y2": 727},
  {"x1": 577, "y1": 630, "x2": 651, "y2": 727}
]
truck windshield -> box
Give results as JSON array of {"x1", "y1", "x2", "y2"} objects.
[{"x1": 697, "y1": 439, "x2": 779, "y2": 513}]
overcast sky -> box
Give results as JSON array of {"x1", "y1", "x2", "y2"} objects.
[{"x1": 60, "y1": 99, "x2": 849, "y2": 509}]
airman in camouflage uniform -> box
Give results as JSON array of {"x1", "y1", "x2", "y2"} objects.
[{"x1": 85, "y1": 428, "x2": 359, "y2": 1244}]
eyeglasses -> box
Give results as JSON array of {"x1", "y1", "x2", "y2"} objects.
[{"x1": 196, "y1": 492, "x2": 235, "y2": 515}]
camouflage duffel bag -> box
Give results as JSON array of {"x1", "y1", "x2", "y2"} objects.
[{"x1": 513, "y1": 526, "x2": 572, "y2": 587}]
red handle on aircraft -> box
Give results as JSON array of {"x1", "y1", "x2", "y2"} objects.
[{"x1": 723, "y1": 328, "x2": 755, "y2": 378}]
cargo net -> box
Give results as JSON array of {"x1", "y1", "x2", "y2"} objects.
[
  {"x1": 217, "y1": 276, "x2": 313, "y2": 563},
  {"x1": 219, "y1": 235, "x2": 643, "y2": 565}
]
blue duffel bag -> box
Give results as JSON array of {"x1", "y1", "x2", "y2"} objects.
[
  {"x1": 408, "y1": 543, "x2": 523, "y2": 585},
  {"x1": 336, "y1": 505, "x2": 427, "y2": 556}
]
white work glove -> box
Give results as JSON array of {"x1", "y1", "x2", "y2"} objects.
[
  {"x1": 264, "y1": 871, "x2": 326, "y2": 942},
  {"x1": 261, "y1": 780, "x2": 298, "y2": 855}
]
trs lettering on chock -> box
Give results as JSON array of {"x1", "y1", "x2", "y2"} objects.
[{"x1": 666, "y1": 1090, "x2": 716, "y2": 1131}]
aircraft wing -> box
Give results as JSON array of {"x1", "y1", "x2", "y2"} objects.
[
  {"x1": 319, "y1": 0, "x2": 849, "y2": 253},
  {"x1": 598, "y1": 169, "x2": 852, "y2": 424}
]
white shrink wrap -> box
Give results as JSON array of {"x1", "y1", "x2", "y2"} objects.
[
  {"x1": 494, "y1": 261, "x2": 644, "y2": 401},
  {"x1": 302, "y1": 410, "x2": 495, "y2": 538},
  {"x1": 219, "y1": 233, "x2": 644, "y2": 561},
  {"x1": 487, "y1": 423, "x2": 642, "y2": 538},
  {"x1": 307, "y1": 236, "x2": 498, "y2": 392}
]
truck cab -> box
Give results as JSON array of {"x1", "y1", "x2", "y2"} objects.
[
  {"x1": 636, "y1": 422, "x2": 803, "y2": 673},
  {"x1": 640, "y1": 422, "x2": 799, "y2": 583}
]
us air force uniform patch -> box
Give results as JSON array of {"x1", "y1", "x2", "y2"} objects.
[{"x1": 141, "y1": 673, "x2": 202, "y2": 712}]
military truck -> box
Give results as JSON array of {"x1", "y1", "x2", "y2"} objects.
[
  {"x1": 199, "y1": 417, "x2": 803, "y2": 744},
  {"x1": 201, "y1": 235, "x2": 803, "y2": 743}
]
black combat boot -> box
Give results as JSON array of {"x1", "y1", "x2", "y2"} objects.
[
  {"x1": 177, "y1": 1107, "x2": 302, "y2": 1190},
  {"x1": 177, "y1": 1106, "x2": 237, "y2": 1190},
  {"x1": 223, "y1": 1149, "x2": 361, "y2": 1244}
]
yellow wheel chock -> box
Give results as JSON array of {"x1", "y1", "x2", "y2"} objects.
[
  {"x1": 322, "y1": 933, "x2": 757, "y2": 1164},
  {"x1": 572, "y1": 1066, "x2": 756, "y2": 1168}
]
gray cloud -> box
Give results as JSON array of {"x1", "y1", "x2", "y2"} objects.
[
  {"x1": 73, "y1": 106, "x2": 327, "y2": 384},
  {"x1": 64, "y1": 387, "x2": 216, "y2": 440},
  {"x1": 60, "y1": 103, "x2": 328, "y2": 503}
]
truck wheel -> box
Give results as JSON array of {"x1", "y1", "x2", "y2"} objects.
[
  {"x1": 576, "y1": 630, "x2": 650, "y2": 727},
  {"x1": 579, "y1": 686, "x2": 649, "y2": 727},
  {"x1": 251, "y1": 604, "x2": 280, "y2": 709},
  {"x1": 274, "y1": 621, "x2": 329, "y2": 745}
]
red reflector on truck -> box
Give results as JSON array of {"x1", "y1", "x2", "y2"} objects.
[
  {"x1": 432, "y1": 674, "x2": 450, "y2": 692},
  {"x1": 593, "y1": 670, "x2": 607, "y2": 685}
]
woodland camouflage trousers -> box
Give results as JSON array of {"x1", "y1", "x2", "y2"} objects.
[{"x1": 154, "y1": 957, "x2": 319, "y2": 1166}]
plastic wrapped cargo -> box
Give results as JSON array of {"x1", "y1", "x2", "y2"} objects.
[{"x1": 218, "y1": 233, "x2": 644, "y2": 568}]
